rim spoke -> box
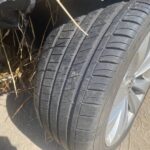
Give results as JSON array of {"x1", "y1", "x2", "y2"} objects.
[
  {"x1": 139, "y1": 32, "x2": 150, "y2": 59},
  {"x1": 135, "y1": 33, "x2": 150, "y2": 78},
  {"x1": 132, "y1": 77, "x2": 150, "y2": 95},
  {"x1": 134, "y1": 32, "x2": 150, "y2": 71},
  {"x1": 135, "y1": 33, "x2": 150, "y2": 77},
  {"x1": 106, "y1": 97, "x2": 128, "y2": 146},
  {"x1": 146, "y1": 32, "x2": 150, "y2": 56},
  {"x1": 135, "y1": 53, "x2": 150, "y2": 78},
  {"x1": 128, "y1": 89, "x2": 141, "y2": 114},
  {"x1": 127, "y1": 111, "x2": 134, "y2": 124}
]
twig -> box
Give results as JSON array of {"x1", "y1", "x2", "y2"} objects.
[
  {"x1": 38, "y1": 18, "x2": 51, "y2": 55},
  {"x1": 0, "y1": 31, "x2": 18, "y2": 96},
  {"x1": 2, "y1": 30, "x2": 10, "y2": 40},
  {"x1": 11, "y1": 96, "x2": 31, "y2": 119},
  {"x1": 29, "y1": 17, "x2": 35, "y2": 52},
  {"x1": 56, "y1": 0, "x2": 88, "y2": 36},
  {"x1": 47, "y1": 0, "x2": 55, "y2": 26}
]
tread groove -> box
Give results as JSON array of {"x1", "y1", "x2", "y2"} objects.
[
  {"x1": 56, "y1": 10, "x2": 104, "y2": 144},
  {"x1": 48, "y1": 17, "x2": 86, "y2": 140},
  {"x1": 37, "y1": 26, "x2": 64, "y2": 127}
]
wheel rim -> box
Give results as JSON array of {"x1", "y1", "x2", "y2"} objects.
[{"x1": 105, "y1": 32, "x2": 150, "y2": 147}]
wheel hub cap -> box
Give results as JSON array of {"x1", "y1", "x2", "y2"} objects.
[{"x1": 105, "y1": 32, "x2": 150, "y2": 147}]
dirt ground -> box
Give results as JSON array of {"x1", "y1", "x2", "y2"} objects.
[{"x1": 0, "y1": 90, "x2": 150, "y2": 150}]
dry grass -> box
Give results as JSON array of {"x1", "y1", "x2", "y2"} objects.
[
  {"x1": 0, "y1": 1, "x2": 87, "y2": 118},
  {"x1": 0, "y1": 0, "x2": 86, "y2": 96},
  {"x1": 0, "y1": 21, "x2": 37, "y2": 95},
  {"x1": 56, "y1": 0, "x2": 88, "y2": 35}
]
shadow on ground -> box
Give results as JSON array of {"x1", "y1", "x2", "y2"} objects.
[
  {"x1": 6, "y1": 92, "x2": 64, "y2": 150},
  {"x1": 0, "y1": 136, "x2": 17, "y2": 150}
]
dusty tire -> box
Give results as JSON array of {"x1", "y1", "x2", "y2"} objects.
[{"x1": 34, "y1": 1, "x2": 150, "y2": 150}]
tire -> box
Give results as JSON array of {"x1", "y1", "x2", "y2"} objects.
[{"x1": 34, "y1": 0, "x2": 150, "y2": 150}]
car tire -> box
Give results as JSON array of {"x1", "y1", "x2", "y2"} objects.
[{"x1": 34, "y1": 0, "x2": 150, "y2": 150}]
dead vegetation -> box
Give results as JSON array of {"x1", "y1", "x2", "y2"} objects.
[
  {"x1": 0, "y1": 0, "x2": 87, "y2": 96},
  {"x1": 0, "y1": 26, "x2": 35, "y2": 95},
  {"x1": 0, "y1": 1, "x2": 55, "y2": 95}
]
